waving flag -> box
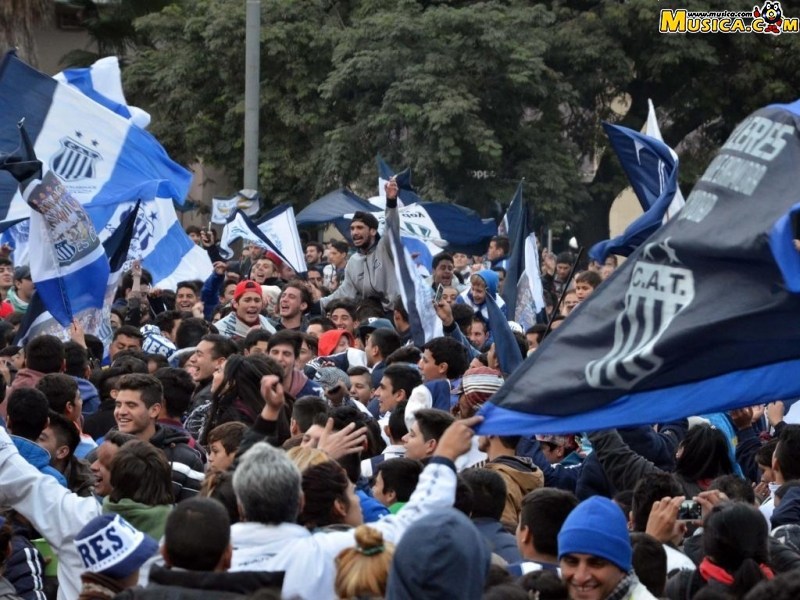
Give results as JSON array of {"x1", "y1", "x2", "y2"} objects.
[
  {"x1": 485, "y1": 293, "x2": 523, "y2": 375},
  {"x1": 25, "y1": 171, "x2": 109, "y2": 331},
  {"x1": 211, "y1": 189, "x2": 260, "y2": 224},
  {"x1": 501, "y1": 183, "x2": 545, "y2": 329},
  {"x1": 589, "y1": 124, "x2": 679, "y2": 263},
  {"x1": 0, "y1": 51, "x2": 191, "y2": 231},
  {"x1": 385, "y1": 204, "x2": 443, "y2": 346},
  {"x1": 477, "y1": 100, "x2": 800, "y2": 436},
  {"x1": 90, "y1": 198, "x2": 212, "y2": 291},
  {"x1": 646, "y1": 99, "x2": 685, "y2": 223},
  {"x1": 53, "y1": 56, "x2": 151, "y2": 129},
  {"x1": 375, "y1": 156, "x2": 422, "y2": 207},
  {"x1": 219, "y1": 206, "x2": 307, "y2": 275}
]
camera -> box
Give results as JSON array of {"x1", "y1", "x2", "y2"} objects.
[{"x1": 677, "y1": 500, "x2": 701, "y2": 521}]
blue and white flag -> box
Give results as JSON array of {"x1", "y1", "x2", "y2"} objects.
[
  {"x1": 90, "y1": 197, "x2": 212, "y2": 291},
  {"x1": 25, "y1": 171, "x2": 109, "y2": 331},
  {"x1": 211, "y1": 189, "x2": 260, "y2": 224},
  {"x1": 53, "y1": 56, "x2": 151, "y2": 129},
  {"x1": 646, "y1": 99, "x2": 685, "y2": 223},
  {"x1": 0, "y1": 52, "x2": 192, "y2": 231},
  {"x1": 219, "y1": 207, "x2": 306, "y2": 275},
  {"x1": 500, "y1": 183, "x2": 545, "y2": 329},
  {"x1": 477, "y1": 99, "x2": 800, "y2": 435},
  {"x1": 375, "y1": 156, "x2": 422, "y2": 207},
  {"x1": 589, "y1": 124, "x2": 679, "y2": 263},
  {"x1": 0, "y1": 219, "x2": 30, "y2": 266},
  {"x1": 385, "y1": 205, "x2": 442, "y2": 346}
]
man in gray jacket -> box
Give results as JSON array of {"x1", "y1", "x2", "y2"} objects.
[{"x1": 319, "y1": 179, "x2": 400, "y2": 313}]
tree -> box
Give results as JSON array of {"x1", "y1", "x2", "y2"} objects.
[{"x1": 1, "y1": 0, "x2": 51, "y2": 68}]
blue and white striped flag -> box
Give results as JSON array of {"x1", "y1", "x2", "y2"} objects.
[
  {"x1": 0, "y1": 51, "x2": 191, "y2": 230},
  {"x1": 53, "y1": 56, "x2": 151, "y2": 129}
]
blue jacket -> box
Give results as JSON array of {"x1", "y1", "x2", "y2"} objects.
[
  {"x1": 74, "y1": 377, "x2": 101, "y2": 416},
  {"x1": 12, "y1": 436, "x2": 67, "y2": 488},
  {"x1": 472, "y1": 517, "x2": 522, "y2": 564}
]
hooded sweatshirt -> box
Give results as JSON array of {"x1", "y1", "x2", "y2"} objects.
[
  {"x1": 317, "y1": 330, "x2": 354, "y2": 358},
  {"x1": 102, "y1": 497, "x2": 170, "y2": 541},
  {"x1": 11, "y1": 436, "x2": 67, "y2": 487},
  {"x1": 484, "y1": 456, "x2": 544, "y2": 531},
  {"x1": 457, "y1": 269, "x2": 506, "y2": 321},
  {"x1": 386, "y1": 508, "x2": 490, "y2": 600}
]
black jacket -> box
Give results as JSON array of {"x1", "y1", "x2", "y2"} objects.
[
  {"x1": 116, "y1": 565, "x2": 284, "y2": 599},
  {"x1": 149, "y1": 426, "x2": 205, "y2": 502}
]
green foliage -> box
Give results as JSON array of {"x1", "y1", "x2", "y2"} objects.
[{"x1": 115, "y1": 0, "x2": 800, "y2": 246}]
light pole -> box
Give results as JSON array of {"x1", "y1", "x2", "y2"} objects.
[{"x1": 243, "y1": 0, "x2": 260, "y2": 190}]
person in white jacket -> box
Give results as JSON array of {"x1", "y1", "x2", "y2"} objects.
[
  {"x1": 230, "y1": 373, "x2": 482, "y2": 600},
  {"x1": 0, "y1": 427, "x2": 102, "y2": 600}
]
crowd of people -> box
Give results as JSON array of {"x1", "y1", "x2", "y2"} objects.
[{"x1": 0, "y1": 179, "x2": 797, "y2": 600}]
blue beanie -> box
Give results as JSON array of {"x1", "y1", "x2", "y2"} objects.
[{"x1": 557, "y1": 496, "x2": 632, "y2": 572}]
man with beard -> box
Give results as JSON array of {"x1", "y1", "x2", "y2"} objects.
[{"x1": 319, "y1": 179, "x2": 400, "y2": 312}]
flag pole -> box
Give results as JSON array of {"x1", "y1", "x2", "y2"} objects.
[
  {"x1": 243, "y1": 0, "x2": 261, "y2": 190},
  {"x1": 544, "y1": 247, "x2": 584, "y2": 338}
]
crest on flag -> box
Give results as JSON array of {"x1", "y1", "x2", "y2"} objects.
[
  {"x1": 586, "y1": 239, "x2": 695, "y2": 390},
  {"x1": 50, "y1": 135, "x2": 101, "y2": 181}
]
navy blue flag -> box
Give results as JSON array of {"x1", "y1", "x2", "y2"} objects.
[
  {"x1": 485, "y1": 293, "x2": 523, "y2": 375},
  {"x1": 499, "y1": 183, "x2": 545, "y2": 329},
  {"x1": 589, "y1": 124, "x2": 679, "y2": 263},
  {"x1": 477, "y1": 99, "x2": 800, "y2": 435},
  {"x1": 378, "y1": 156, "x2": 424, "y2": 205}
]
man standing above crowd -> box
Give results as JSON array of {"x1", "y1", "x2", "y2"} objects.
[{"x1": 319, "y1": 179, "x2": 401, "y2": 312}]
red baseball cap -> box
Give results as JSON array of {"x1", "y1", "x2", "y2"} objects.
[{"x1": 233, "y1": 279, "x2": 261, "y2": 302}]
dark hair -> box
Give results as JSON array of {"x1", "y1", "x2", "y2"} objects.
[
  {"x1": 301, "y1": 333, "x2": 318, "y2": 356},
  {"x1": 242, "y1": 329, "x2": 272, "y2": 351},
  {"x1": 744, "y1": 570, "x2": 800, "y2": 600},
  {"x1": 413, "y1": 409, "x2": 454, "y2": 443},
  {"x1": 387, "y1": 401, "x2": 409, "y2": 442},
  {"x1": 519, "y1": 488, "x2": 578, "y2": 557},
  {"x1": 25, "y1": 335, "x2": 64, "y2": 374},
  {"x1": 36, "y1": 373, "x2": 79, "y2": 415},
  {"x1": 422, "y1": 337, "x2": 469, "y2": 379},
  {"x1": 451, "y1": 303, "x2": 475, "y2": 332},
  {"x1": 329, "y1": 406, "x2": 373, "y2": 482},
  {"x1": 676, "y1": 425, "x2": 734, "y2": 482},
  {"x1": 46, "y1": 410, "x2": 80, "y2": 457},
  {"x1": 282, "y1": 280, "x2": 312, "y2": 310},
  {"x1": 777, "y1": 425, "x2": 800, "y2": 481},
  {"x1": 756, "y1": 438, "x2": 779, "y2": 468},
  {"x1": 116, "y1": 373, "x2": 164, "y2": 409},
  {"x1": 482, "y1": 584, "x2": 528, "y2": 600},
  {"x1": 375, "y1": 458, "x2": 423, "y2": 503},
  {"x1": 490, "y1": 236, "x2": 510, "y2": 255},
  {"x1": 384, "y1": 345, "x2": 421, "y2": 367},
  {"x1": 453, "y1": 474, "x2": 474, "y2": 516},
  {"x1": 7, "y1": 388, "x2": 49, "y2": 441},
  {"x1": 267, "y1": 330, "x2": 301, "y2": 358},
  {"x1": 381, "y1": 364, "x2": 422, "y2": 400},
  {"x1": 328, "y1": 240, "x2": 349, "y2": 255},
  {"x1": 63, "y1": 341, "x2": 89, "y2": 378},
  {"x1": 555, "y1": 251, "x2": 574, "y2": 266},
  {"x1": 164, "y1": 498, "x2": 230, "y2": 571},
  {"x1": 207, "y1": 422, "x2": 248, "y2": 455},
  {"x1": 703, "y1": 502, "x2": 770, "y2": 597},
  {"x1": 120, "y1": 267, "x2": 153, "y2": 293},
  {"x1": 368, "y1": 328, "x2": 401, "y2": 360},
  {"x1": 109, "y1": 440, "x2": 174, "y2": 505},
  {"x1": 431, "y1": 253, "x2": 454, "y2": 270},
  {"x1": 307, "y1": 316, "x2": 336, "y2": 332},
  {"x1": 145, "y1": 354, "x2": 169, "y2": 371},
  {"x1": 298, "y1": 461, "x2": 351, "y2": 530},
  {"x1": 292, "y1": 396, "x2": 328, "y2": 434},
  {"x1": 518, "y1": 570, "x2": 569, "y2": 600},
  {"x1": 304, "y1": 241, "x2": 323, "y2": 254},
  {"x1": 105, "y1": 429, "x2": 137, "y2": 448},
  {"x1": 154, "y1": 310, "x2": 182, "y2": 338},
  {"x1": 113, "y1": 325, "x2": 144, "y2": 343},
  {"x1": 153, "y1": 367, "x2": 195, "y2": 418},
  {"x1": 175, "y1": 318, "x2": 211, "y2": 349},
  {"x1": 470, "y1": 315, "x2": 488, "y2": 333},
  {"x1": 202, "y1": 354, "x2": 282, "y2": 445},
  {"x1": 355, "y1": 300, "x2": 384, "y2": 324},
  {"x1": 460, "y1": 469, "x2": 506, "y2": 521},
  {"x1": 630, "y1": 532, "x2": 667, "y2": 597},
  {"x1": 392, "y1": 296, "x2": 408, "y2": 321},
  {"x1": 326, "y1": 299, "x2": 357, "y2": 319},
  {"x1": 176, "y1": 281, "x2": 199, "y2": 295},
  {"x1": 710, "y1": 474, "x2": 756, "y2": 505},
  {"x1": 631, "y1": 472, "x2": 683, "y2": 532},
  {"x1": 575, "y1": 270, "x2": 602, "y2": 288},
  {"x1": 198, "y1": 334, "x2": 239, "y2": 361}
]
